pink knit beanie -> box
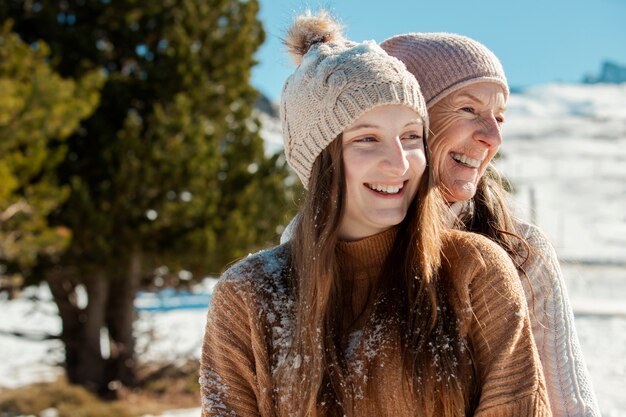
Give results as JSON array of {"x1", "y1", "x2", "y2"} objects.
[
  {"x1": 280, "y1": 11, "x2": 428, "y2": 188},
  {"x1": 381, "y1": 33, "x2": 509, "y2": 108}
]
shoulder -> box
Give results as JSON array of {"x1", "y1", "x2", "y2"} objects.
[
  {"x1": 221, "y1": 243, "x2": 291, "y2": 285},
  {"x1": 210, "y1": 244, "x2": 296, "y2": 361},
  {"x1": 211, "y1": 244, "x2": 293, "y2": 312},
  {"x1": 442, "y1": 229, "x2": 524, "y2": 308},
  {"x1": 442, "y1": 228, "x2": 517, "y2": 274},
  {"x1": 513, "y1": 217, "x2": 558, "y2": 257},
  {"x1": 511, "y1": 218, "x2": 562, "y2": 284},
  {"x1": 511, "y1": 218, "x2": 568, "y2": 307}
]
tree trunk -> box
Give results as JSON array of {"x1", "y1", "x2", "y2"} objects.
[
  {"x1": 80, "y1": 273, "x2": 109, "y2": 394},
  {"x1": 47, "y1": 268, "x2": 110, "y2": 395},
  {"x1": 106, "y1": 244, "x2": 142, "y2": 388},
  {"x1": 46, "y1": 251, "x2": 143, "y2": 397},
  {"x1": 47, "y1": 269, "x2": 81, "y2": 383}
]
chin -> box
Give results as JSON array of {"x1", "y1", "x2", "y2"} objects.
[
  {"x1": 446, "y1": 184, "x2": 477, "y2": 203},
  {"x1": 372, "y1": 211, "x2": 407, "y2": 229}
]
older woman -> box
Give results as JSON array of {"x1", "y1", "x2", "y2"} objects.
[{"x1": 381, "y1": 33, "x2": 600, "y2": 417}]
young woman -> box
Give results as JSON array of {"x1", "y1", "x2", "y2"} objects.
[
  {"x1": 382, "y1": 33, "x2": 600, "y2": 417},
  {"x1": 200, "y1": 12, "x2": 551, "y2": 417}
]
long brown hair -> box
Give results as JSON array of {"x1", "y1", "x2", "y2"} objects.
[
  {"x1": 463, "y1": 166, "x2": 528, "y2": 264},
  {"x1": 276, "y1": 130, "x2": 476, "y2": 417},
  {"x1": 458, "y1": 167, "x2": 540, "y2": 320}
]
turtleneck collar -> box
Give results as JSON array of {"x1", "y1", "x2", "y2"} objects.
[{"x1": 336, "y1": 227, "x2": 397, "y2": 281}]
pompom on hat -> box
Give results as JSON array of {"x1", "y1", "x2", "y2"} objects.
[
  {"x1": 280, "y1": 11, "x2": 428, "y2": 188},
  {"x1": 381, "y1": 33, "x2": 509, "y2": 108}
]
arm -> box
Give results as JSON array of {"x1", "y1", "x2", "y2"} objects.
[
  {"x1": 461, "y1": 234, "x2": 552, "y2": 417},
  {"x1": 517, "y1": 222, "x2": 601, "y2": 417},
  {"x1": 200, "y1": 279, "x2": 260, "y2": 417}
]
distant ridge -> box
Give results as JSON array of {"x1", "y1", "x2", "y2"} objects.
[{"x1": 583, "y1": 60, "x2": 626, "y2": 84}]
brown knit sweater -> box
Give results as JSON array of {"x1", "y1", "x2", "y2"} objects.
[{"x1": 200, "y1": 228, "x2": 551, "y2": 417}]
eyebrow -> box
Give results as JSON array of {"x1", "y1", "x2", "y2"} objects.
[
  {"x1": 456, "y1": 92, "x2": 506, "y2": 112},
  {"x1": 344, "y1": 120, "x2": 423, "y2": 134}
]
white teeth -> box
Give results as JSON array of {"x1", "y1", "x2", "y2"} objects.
[
  {"x1": 451, "y1": 152, "x2": 482, "y2": 168},
  {"x1": 367, "y1": 183, "x2": 403, "y2": 194}
]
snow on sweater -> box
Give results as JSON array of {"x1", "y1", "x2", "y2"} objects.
[{"x1": 200, "y1": 228, "x2": 552, "y2": 416}]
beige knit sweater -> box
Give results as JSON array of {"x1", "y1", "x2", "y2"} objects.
[{"x1": 200, "y1": 228, "x2": 552, "y2": 416}]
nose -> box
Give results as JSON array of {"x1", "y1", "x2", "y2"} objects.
[
  {"x1": 380, "y1": 138, "x2": 410, "y2": 176},
  {"x1": 474, "y1": 114, "x2": 502, "y2": 148}
]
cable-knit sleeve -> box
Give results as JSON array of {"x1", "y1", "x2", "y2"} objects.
[
  {"x1": 200, "y1": 246, "x2": 289, "y2": 417},
  {"x1": 515, "y1": 220, "x2": 601, "y2": 417},
  {"x1": 449, "y1": 232, "x2": 552, "y2": 417},
  {"x1": 200, "y1": 277, "x2": 260, "y2": 417}
]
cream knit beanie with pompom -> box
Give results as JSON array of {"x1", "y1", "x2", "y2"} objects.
[
  {"x1": 381, "y1": 33, "x2": 509, "y2": 108},
  {"x1": 280, "y1": 11, "x2": 428, "y2": 189}
]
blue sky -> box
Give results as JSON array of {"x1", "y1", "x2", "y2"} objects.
[{"x1": 251, "y1": 0, "x2": 626, "y2": 101}]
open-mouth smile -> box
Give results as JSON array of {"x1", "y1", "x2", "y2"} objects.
[
  {"x1": 365, "y1": 181, "x2": 407, "y2": 195},
  {"x1": 450, "y1": 152, "x2": 482, "y2": 168}
]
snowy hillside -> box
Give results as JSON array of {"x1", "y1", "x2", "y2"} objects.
[{"x1": 500, "y1": 83, "x2": 626, "y2": 263}]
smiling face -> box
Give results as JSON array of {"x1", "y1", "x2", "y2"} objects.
[
  {"x1": 428, "y1": 82, "x2": 506, "y2": 203},
  {"x1": 339, "y1": 105, "x2": 426, "y2": 241}
]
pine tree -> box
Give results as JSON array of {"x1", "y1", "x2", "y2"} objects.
[
  {"x1": 1, "y1": 0, "x2": 292, "y2": 396},
  {"x1": 0, "y1": 21, "x2": 103, "y2": 287}
]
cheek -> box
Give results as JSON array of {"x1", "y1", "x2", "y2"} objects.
[
  {"x1": 406, "y1": 151, "x2": 427, "y2": 200},
  {"x1": 342, "y1": 152, "x2": 365, "y2": 189},
  {"x1": 410, "y1": 152, "x2": 427, "y2": 176}
]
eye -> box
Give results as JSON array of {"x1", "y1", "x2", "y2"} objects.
[
  {"x1": 402, "y1": 133, "x2": 422, "y2": 141},
  {"x1": 495, "y1": 115, "x2": 505, "y2": 124},
  {"x1": 460, "y1": 107, "x2": 475, "y2": 114},
  {"x1": 355, "y1": 135, "x2": 377, "y2": 143}
]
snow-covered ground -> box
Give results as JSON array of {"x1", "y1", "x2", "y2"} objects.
[
  {"x1": 500, "y1": 83, "x2": 626, "y2": 265},
  {"x1": 1, "y1": 83, "x2": 625, "y2": 417}
]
